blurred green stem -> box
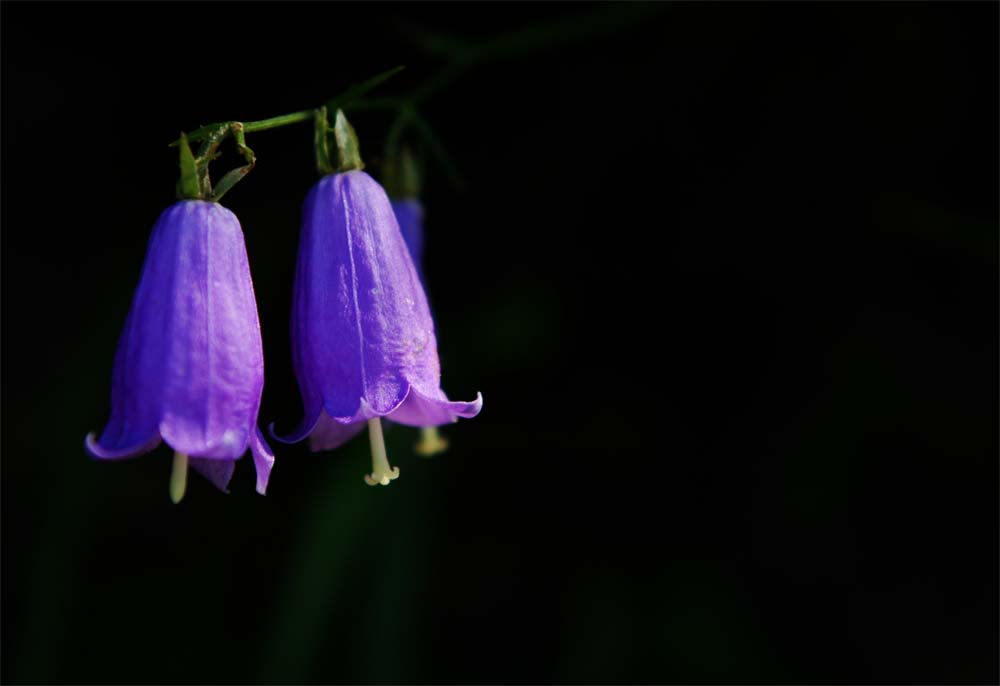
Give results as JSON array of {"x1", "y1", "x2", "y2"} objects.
[{"x1": 258, "y1": 445, "x2": 381, "y2": 682}]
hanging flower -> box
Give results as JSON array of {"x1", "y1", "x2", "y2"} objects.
[
  {"x1": 85, "y1": 200, "x2": 274, "y2": 500},
  {"x1": 271, "y1": 111, "x2": 481, "y2": 485}
]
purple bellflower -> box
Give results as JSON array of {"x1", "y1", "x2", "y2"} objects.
[
  {"x1": 272, "y1": 165, "x2": 482, "y2": 485},
  {"x1": 85, "y1": 200, "x2": 275, "y2": 500}
]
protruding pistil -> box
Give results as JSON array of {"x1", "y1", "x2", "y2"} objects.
[
  {"x1": 169, "y1": 451, "x2": 189, "y2": 504},
  {"x1": 414, "y1": 426, "x2": 449, "y2": 457},
  {"x1": 364, "y1": 418, "x2": 400, "y2": 486}
]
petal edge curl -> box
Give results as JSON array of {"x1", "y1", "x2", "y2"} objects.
[
  {"x1": 250, "y1": 426, "x2": 275, "y2": 495},
  {"x1": 388, "y1": 388, "x2": 483, "y2": 427},
  {"x1": 85, "y1": 431, "x2": 162, "y2": 460}
]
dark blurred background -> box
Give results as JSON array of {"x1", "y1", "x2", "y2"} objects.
[{"x1": 2, "y1": 2, "x2": 997, "y2": 684}]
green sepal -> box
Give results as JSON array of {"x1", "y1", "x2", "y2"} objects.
[
  {"x1": 333, "y1": 109, "x2": 364, "y2": 172},
  {"x1": 314, "y1": 107, "x2": 333, "y2": 175},
  {"x1": 209, "y1": 124, "x2": 256, "y2": 202},
  {"x1": 384, "y1": 145, "x2": 421, "y2": 198},
  {"x1": 176, "y1": 132, "x2": 202, "y2": 199}
]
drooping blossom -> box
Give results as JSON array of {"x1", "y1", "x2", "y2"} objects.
[
  {"x1": 85, "y1": 200, "x2": 274, "y2": 499},
  {"x1": 272, "y1": 169, "x2": 481, "y2": 485}
]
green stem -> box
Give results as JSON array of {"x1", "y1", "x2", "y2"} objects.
[
  {"x1": 181, "y1": 112, "x2": 314, "y2": 146},
  {"x1": 408, "y1": 108, "x2": 465, "y2": 191},
  {"x1": 243, "y1": 109, "x2": 315, "y2": 133},
  {"x1": 384, "y1": 103, "x2": 414, "y2": 162},
  {"x1": 177, "y1": 66, "x2": 406, "y2": 146},
  {"x1": 168, "y1": 66, "x2": 406, "y2": 196}
]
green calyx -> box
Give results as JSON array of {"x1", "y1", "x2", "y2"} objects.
[
  {"x1": 333, "y1": 110, "x2": 364, "y2": 172},
  {"x1": 177, "y1": 133, "x2": 201, "y2": 199},
  {"x1": 171, "y1": 66, "x2": 406, "y2": 195},
  {"x1": 314, "y1": 107, "x2": 364, "y2": 176},
  {"x1": 383, "y1": 145, "x2": 421, "y2": 198},
  {"x1": 175, "y1": 123, "x2": 256, "y2": 202}
]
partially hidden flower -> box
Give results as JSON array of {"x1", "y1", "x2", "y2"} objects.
[
  {"x1": 85, "y1": 200, "x2": 274, "y2": 500},
  {"x1": 391, "y1": 197, "x2": 427, "y2": 288},
  {"x1": 272, "y1": 169, "x2": 482, "y2": 485},
  {"x1": 390, "y1": 196, "x2": 451, "y2": 457}
]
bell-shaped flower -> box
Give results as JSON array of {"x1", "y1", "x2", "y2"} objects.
[
  {"x1": 85, "y1": 200, "x2": 275, "y2": 500},
  {"x1": 272, "y1": 126, "x2": 481, "y2": 486}
]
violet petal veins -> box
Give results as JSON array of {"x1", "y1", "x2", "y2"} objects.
[
  {"x1": 85, "y1": 200, "x2": 275, "y2": 497},
  {"x1": 272, "y1": 170, "x2": 481, "y2": 482}
]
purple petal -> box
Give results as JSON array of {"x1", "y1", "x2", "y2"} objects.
[
  {"x1": 281, "y1": 171, "x2": 482, "y2": 448},
  {"x1": 89, "y1": 207, "x2": 186, "y2": 458},
  {"x1": 292, "y1": 172, "x2": 433, "y2": 419},
  {"x1": 308, "y1": 411, "x2": 367, "y2": 452},
  {"x1": 153, "y1": 202, "x2": 264, "y2": 459},
  {"x1": 87, "y1": 201, "x2": 273, "y2": 493},
  {"x1": 269, "y1": 417, "x2": 318, "y2": 445},
  {"x1": 388, "y1": 388, "x2": 483, "y2": 427},
  {"x1": 268, "y1": 400, "x2": 323, "y2": 445},
  {"x1": 85, "y1": 431, "x2": 162, "y2": 460},
  {"x1": 249, "y1": 426, "x2": 275, "y2": 495},
  {"x1": 189, "y1": 457, "x2": 236, "y2": 493}
]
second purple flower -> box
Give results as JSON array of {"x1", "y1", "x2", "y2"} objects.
[{"x1": 273, "y1": 166, "x2": 482, "y2": 485}]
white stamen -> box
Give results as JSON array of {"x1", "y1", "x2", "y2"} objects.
[
  {"x1": 364, "y1": 418, "x2": 400, "y2": 486},
  {"x1": 169, "y1": 451, "x2": 189, "y2": 504}
]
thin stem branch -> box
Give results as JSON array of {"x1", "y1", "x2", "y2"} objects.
[{"x1": 243, "y1": 110, "x2": 315, "y2": 134}]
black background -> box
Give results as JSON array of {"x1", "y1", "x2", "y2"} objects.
[{"x1": 2, "y1": 3, "x2": 997, "y2": 684}]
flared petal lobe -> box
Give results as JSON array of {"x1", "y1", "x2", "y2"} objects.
[
  {"x1": 387, "y1": 388, "x2": 483, "y2": 427},
  {"x1": 87, "y1": 201, "x2": 271, "y2": 491},
  {"x1": 308, "y1": 411, "x2": 367, "y2": 452}
]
